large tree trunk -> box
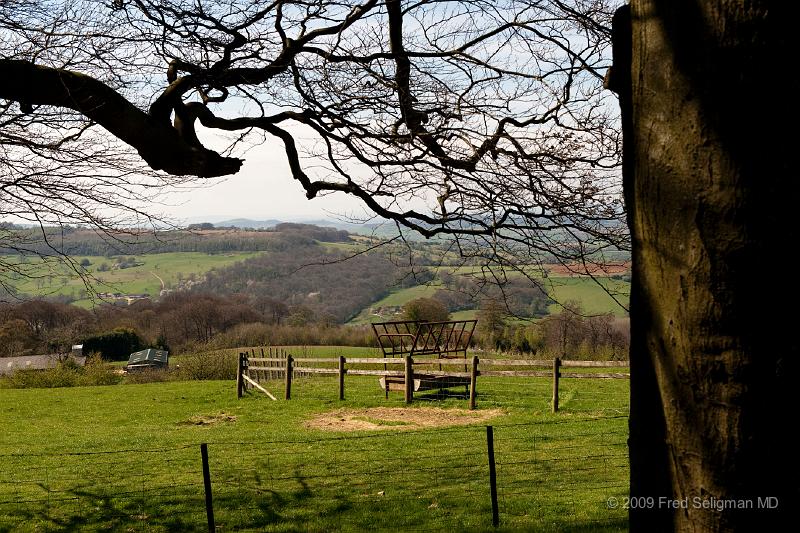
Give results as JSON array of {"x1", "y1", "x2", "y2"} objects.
[{"x1": 619, "y1": 1, "x2": 800, "y2": 530}]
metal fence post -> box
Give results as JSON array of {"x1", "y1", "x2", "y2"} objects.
[
  {"x1": 469, "y1": 356, "x2": 479, "y2": 410},
  {"x1": 552, "y1": 357, "x2": 561, "y2": 413},
  {"x1": 200, "y1": 443, "x2": 215, "y2": 532},
  {"x1": 338, "y1": 356, "x2": 346, "y2": 400},
  {"x1": 236, "y1": 352, "x2": 244, "y2": 399},
  {"x1": 404, "y1": 355, "x2": 413, "y2": 404},
  {"x1": 486, "y1": 426, "x2": 499, "y2": 527},
  {"x1": 285, "y1": 355, "x2": 293, "y2": 400}
]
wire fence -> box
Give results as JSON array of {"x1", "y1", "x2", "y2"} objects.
[{"x1": 0, "y1": 418, "x2": 628, "y2": 531}]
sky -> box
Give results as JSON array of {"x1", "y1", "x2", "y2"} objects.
[{"x1": 168, "y1": 127, "x2": 372, "y2": 225}]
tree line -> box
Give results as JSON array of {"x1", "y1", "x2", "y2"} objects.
[
  {"x1": 0, "y1": 224, "x2": 351, "y2": 257},
  {"x1": 0, "y1": 292, "x2": 629, "y2": 362}
]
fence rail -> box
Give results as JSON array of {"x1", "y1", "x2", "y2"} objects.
[{"x1": 238, "y1": 349, "x2": 629, "y2": 412}]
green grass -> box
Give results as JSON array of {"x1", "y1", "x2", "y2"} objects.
[
  {"x1": 346, "y1": 266, "x2": 630, "y2": 324},
  {"x1": 198, "y1": 346, "x2": 383, "y2": 361},
  {"x1": 450, "y1": 309, "x2": 478, "y2": 321},
  {"x1": 545, "y1": 276, "x2": 629, "y2": 317},
  {"x1": 0, "y1": 365, "x2": 629, "y2": 531},
  {"x1": 3, "y1": 252, "x2": 260, "y2": 303},
  {"x1": 319, "y1": 241, "x2": 365, "y2": 252},
  {"x1": 376, "y1": 284, "x2": 440, "y2": 306},
  {"x1": 348, "y1": 284, "x2": 441, "y2": 324}
]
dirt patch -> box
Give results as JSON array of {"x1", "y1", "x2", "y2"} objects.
[
  {"x1": 178, "y1": 412, "x2": 237, "y2": 426},
  {"x1": 306, "y1": 407, "x2": 503, "y2": 432}
]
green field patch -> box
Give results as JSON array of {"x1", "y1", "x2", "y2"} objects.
[
  {"x1": 348, "y1": 284, "x2": 441, "y2": 324},
  {"x1": 349, "y1": 266, "x2": 629, "y2": 325},
  {"x1": 318, "y1": 241, "x2": 363, "y2": 252},
  {"x1": 374, "y1": 284, "x2": 439, "y2": 306},
  {"x1": 450, "y1": 309, "x2": 478, "y2": 321},
  {"x1": 202, "y1": 345, "x2": 382, "y2": 360},
  {"x1": 2, "y1": 251, "x2": 261, "y2": 301},
  {"x1": 0, "y1": 371, "x2": 629, "y2": 531},
  {"x1": 545, "y1": 276, "x2": 629, "y2": 316}
]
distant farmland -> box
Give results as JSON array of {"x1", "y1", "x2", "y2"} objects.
[{"x1": 2, "y1": 252, "x2": 262, "y2": 305}]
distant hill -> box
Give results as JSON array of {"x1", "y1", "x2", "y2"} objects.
[
  {"x1": 301, "y1": 219, "x2": 409, "y2": 238},
  {"x1": 212, "y1": 218, "x2": 284, "y2": 229},
  {"x1": 0, "y1": 223, "x2": 350, "y2": 256},
  {"x1": 213, "y1": 217, "x2": 420, "y2": 239},
  {"x1": 199, "y1": 245, "x2": 411, "y2": 322}
]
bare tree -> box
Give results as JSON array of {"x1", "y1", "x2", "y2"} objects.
[
  {"x1": 0, "y1": 1, "x2": 222, "y2": 296},
  {"x1": 0, "y1": 0, "x2": 624, "y2": 283}
]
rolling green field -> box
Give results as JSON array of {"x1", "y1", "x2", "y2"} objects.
[
  {"x1": 545, "y1": 277, "x2": 629, "y2": 317},
  {"x1": 2, "y1": 252, "x2": 261, "y2": 304},
  {"x1": 0, "y1": 370, "x2": 629, "y2": 531},
  {"x1": 450, "y1": 309, "x2": 479, "y2": 321},
  {"x1": 373, "y1": 284, "x2": 440, "y2": 307},
  {"x1": 349, "y1": 274, "x2": 629, "y2": 325},
  {"x1": 319, "y1": 241, "x2": 368, "y2": 252},
  {"x1": 4, "y1": 247, "x2": 628, "y2": 321},
  {"x1": 348, "y1": 284, "x2": 441, "y2": 324}
]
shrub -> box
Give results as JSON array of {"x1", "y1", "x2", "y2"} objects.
[
  {"x1": 174, "y1": 351, "x2": 237, "y2": 381},
  {"x1": 402, "y1": 298, "x2": 450, "y2": 323},
  {"x1": 0, "y1": 356, "x2": 121, "y2": 389},
  {"x1": 196, "y1": 322, "x2": 377, "y2": 351},
  {"x1": 82, "y1": 328, "x2": 143, "y2": 360},
  {"x1": 123, "y1": 368, "x2": 173, "y2": 384},
  {"x1": 2, "y1": 366, "x2": 81, "y2": 388},
  {"x1": 81, "y1": 355, "x2": 123, "y2": 386}
]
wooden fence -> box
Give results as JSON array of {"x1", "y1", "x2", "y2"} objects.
[{"x1": 237, "y1": 351, "x2": 629, "y2": 412}]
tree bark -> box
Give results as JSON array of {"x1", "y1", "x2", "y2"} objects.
[{"x1": 620, "y1": 1, "x2": 800, "y2": 530}]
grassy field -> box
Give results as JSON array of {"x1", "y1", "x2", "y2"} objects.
[
  {"x1": 3, "y1": 252, "x2": 260, "y2": 304},
  {"x1": 349, "y1": 274, "x2": 629, "y2": 324},
  {"x1": 319, "y1": 241, "x2": 368, "y2": 252},
  {"x1": 450, "y1": 309, "x2": 479, "y2": 321},
  {"x1": 0, "y1": 366, "x2": 629, "y2": 531},
  {"x1": 5, "y1": 249, "x2": 628, "y2": 320},
  {"x1": 544, "y1": 277, "x2": 629, "y2": 317},
  {"x1": 374, "y1": 284, "x2": 440, "y2": 306},
  {"x1": 348, "y1": 284, "x2": 441, "y2": 324}
]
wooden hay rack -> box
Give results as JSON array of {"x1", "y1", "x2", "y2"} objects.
[{"x1": 371, "y1": 319, "x2": 477, "y2": 395}]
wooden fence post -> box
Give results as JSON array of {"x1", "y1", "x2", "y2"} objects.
[
  {"x1": 268, "y1": 347, "x2": 274, "y2": 380},
  {"x1": 405, "y1": 355, "x2": 413, "y2": 404},
  {"x1": 469, "y1": 356, "x2": 479, "y2": 410},
  {"x1": 284, "y1": 355, "x2": 293, "y2": 400},
  {"x1": 338, "y1": 356, "x2": 346, "y2": 400},
  {"x1": 236, "y1": 352, "x2": 244, "y2": 399},
  {"x1": 486, "y1": 426, "x2": 499, "y2": 527},
  {"x1": 552, "y1": 357, "x2": 561, "y2": 413},
  {"x1": 200, "y1": 443, "x2": 215, "y2": 533}
]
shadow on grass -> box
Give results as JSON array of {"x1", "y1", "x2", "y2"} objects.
[
  {"x1": 415, "y1": 388, "x2": 470, "y2": 401},
  {"x1": 0, "y1": 471, "x2": 347, "y2": 532},
  {"x1": 1, "y1": 485, "x2": 211, "y2": 532},
  {"x1": 1, "y1": 472, "x2": 626, "y2": 532},
  {"x1": 557, "y1": 517, "x2": 629, "y2": 532}
]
